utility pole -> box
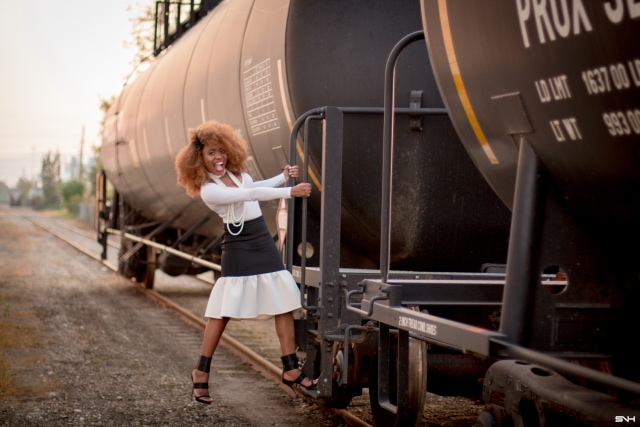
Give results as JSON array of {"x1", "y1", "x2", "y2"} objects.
[
  {"x1": 31, "y1": 146, "x2": 35, "y2": 183},
  {"x1": 79, "y1": 125, "x2": 85, "y2": 180}
]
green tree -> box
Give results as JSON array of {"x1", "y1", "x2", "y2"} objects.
[
  {"x1": 40, "y1": 150, "x2": 62, "y2": 209},
  {"x1": 61, "y1": 178, "x2": 86, "y2": 214},
  {"x1": 61, "y1": 179, "x2": 85, "y2": 202}
]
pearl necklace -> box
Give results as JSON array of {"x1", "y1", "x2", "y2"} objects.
[{"x1": 208, "y1": 170, "x2": 246, "y2": 236}]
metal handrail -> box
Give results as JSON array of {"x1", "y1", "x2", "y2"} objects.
[{"x1": 380, "y1": 30, "x2": 426, "y2": 284}]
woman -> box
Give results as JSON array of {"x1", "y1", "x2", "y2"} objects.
[{"x1": 175, "y1": 119, "x2": 316, "y2": 405}]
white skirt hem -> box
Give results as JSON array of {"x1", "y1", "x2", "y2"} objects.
[{"x1": 204, "y1": 270, "x2": 302, "y2": 320}]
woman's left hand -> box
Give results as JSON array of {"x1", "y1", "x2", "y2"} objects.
[{"x1": 284, "y1": 165, "x2": 299, "y2": 180}]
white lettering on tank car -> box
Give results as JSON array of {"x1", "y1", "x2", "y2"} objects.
[
  {"x1": 610, "y1": 63, "x2": 631, "y2": 89},
  {"x1": 582, "y1": 60, "x2": 639, "y2": 95},
  {"x1": 629, "y1": 59, "x2": 640, "y2": 87},
  {"x1": 604, "y1": 0, "x2": 640, "y2": 24},
  {"x1": 549, "y1": 117, "x2": 582, "y2": 141},
  {"x1": 603, "y1": 110, "x2": 640, "y2": 136},
  {"x1": 562, "y1": 117, "x2": 582, "y2": 140},
  {"x1": 244, "y1": 58, "x2": 280, "y2": 136},
  {"x1": 398, "y1": 316, "x2": 437, "y2": 336},
  {"x1": 535, "y1": 74, "x2": 571, "y2": 102},
  {"x1": 517, "y1": 0, "x2": 593, "y2": 48},
  {"x1": 582, "y1": 67, "x2": 612, "y2": 94},
  {"x1": 550, "y1": 119, "x2": 565, "y2": 141}
]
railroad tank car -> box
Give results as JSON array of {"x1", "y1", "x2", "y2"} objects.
[
  {"x1": 414, "y1": 1, "x2": 640, "y2": 425},
  {"x1": 99, "y1": 0, "x2": 640, "y2": 426},
  {"x1": 101, "y1": 0, "x2": 511, "y2": 284}
]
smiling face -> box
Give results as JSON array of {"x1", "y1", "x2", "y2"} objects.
[{"x1": 201, "y1": 140, "x2": 227, "y2": 175}]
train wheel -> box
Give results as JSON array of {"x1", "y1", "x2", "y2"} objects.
[
  {"x1": 319, "y1": 343, "x2": 362, "y2": 409},
  {"x1": 369, "y1": 335, "x2": 427, "y2": 427}
]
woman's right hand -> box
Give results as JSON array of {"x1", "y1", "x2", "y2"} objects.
[{"x1": 291, "y1": 183, "x2": 312, "y2": 198}]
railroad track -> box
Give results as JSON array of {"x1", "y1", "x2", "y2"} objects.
[{"x1": 26, "y1": 212, "x2": 371, "y2": 427}]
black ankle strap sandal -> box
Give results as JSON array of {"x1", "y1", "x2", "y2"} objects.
[
  {"x1": 281, "y1": 353, "x2": 317, "y2": 391},
  {"x1": 192, "y1": 355, "x2": 213, "y2": 405}
]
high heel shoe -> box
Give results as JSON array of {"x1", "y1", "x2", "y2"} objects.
[
  {"x1": 191, "y1": 355, "x2": 213, "y2": 405},
  {"x1": 281, "y1": 353, "x2": 317, "y2": 391}
]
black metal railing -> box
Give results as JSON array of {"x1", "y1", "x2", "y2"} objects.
[{"x1": 153, "y1": 0, "x2": 221, "y2": 55}]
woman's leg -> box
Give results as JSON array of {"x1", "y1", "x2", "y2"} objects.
[
  {"x1": 274, "y1": 311, "x2": 296, "y2": 354},
  {"x1": 275, "y1": 312, "x2": 315, "y2": 388},
  {"x1": 192, "y1": 317, "x2": 230, "y2": 401},
  {"x1": 200, "y1": 316, "x2": 230, "y2": 356}
]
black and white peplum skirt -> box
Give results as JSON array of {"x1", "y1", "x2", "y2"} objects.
[{"x1": 204, "y1": 216, "x2": 302, "y2": 320}]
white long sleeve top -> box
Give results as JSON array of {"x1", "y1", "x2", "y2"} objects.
[{"x1": 200, "y1": 172, "x2": 291, "y2": 223}]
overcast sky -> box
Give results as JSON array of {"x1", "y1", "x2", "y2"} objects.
[{"x1": 0, "y1": 0, "x2": 144, "y2": 187}]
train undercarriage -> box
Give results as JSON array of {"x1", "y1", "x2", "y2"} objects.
[{"x1": 285, "y1": 104, "x2": 640, "y2": 426}]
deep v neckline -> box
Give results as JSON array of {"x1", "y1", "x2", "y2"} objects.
[{"x1": 226, "y1": 172, "x2": 243, "y2": 187}]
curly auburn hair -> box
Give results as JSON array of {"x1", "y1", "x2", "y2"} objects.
[{"x1": 175, "y1": 120, "x2": 249, "y2": 197}]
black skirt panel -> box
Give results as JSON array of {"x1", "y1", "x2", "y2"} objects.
[{"x1": 221, "y1": 216, "x2": 284, "y2": 277}]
